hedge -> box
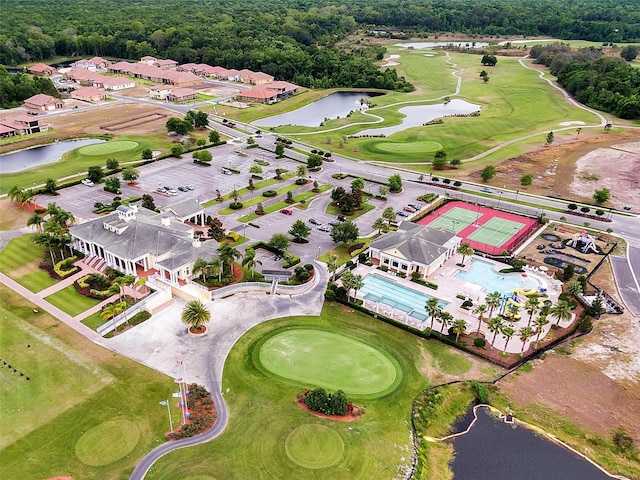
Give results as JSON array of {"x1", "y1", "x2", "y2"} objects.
[{"x1": 53, "y1": 256, "x2": 78, "y2": 278}]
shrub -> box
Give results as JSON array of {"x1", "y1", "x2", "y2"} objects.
[
  {"x1": 304, "y1": 263, "x2": 314, "y2": 271},
  {"x1": 443, "y1": 178, "x2": 451, "y2": 184},
  {"x1": 567, "y1": 203, "x2": 577, "y2": 211},
  {"x1": 471, "y1": 381, "x2": 490, "y2": 403},
  {"x1": 54, "y1": 256, "x2": 78, "y2": 278},
  {"x1": 295, "y1": 178, "x2": 307, "y2": 185},
  {"x1": 461, "y1": 299, "x2": 473, "y2": 309},
  {"x1": 453, "y1": 181, "x2": 462, "y2": 187},
  {"x1": 262, "y1": 190, "x2": 277, "y2": 197},
  {"x1": 229, "y1": 202, "x2": 243, "y2": 210},
  {"x1": 580, "y1": 206, "x2": 590, "y2": 213},
  {"x1": 473, "y1": 337, "x2": 486, "y2": 348}
]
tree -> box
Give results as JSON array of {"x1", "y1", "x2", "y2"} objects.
[
  {"x1": 501, "y1": 326, "x2": 515, "y2": 351},
  {"x1": 485, "y1": 291, "x2": 502, "y2": 318},
  {"x1": 425, "y1": 297, "x2": 441, "y2": 332},
  {"x1": 439, "y1": 311, "x2": 453, "y2": 334},
  {"x1": 341, "y1": 270, "x2": 355, "y2": 302},
  {"x1": 351, "y1": 177, "x2": 364, "y2": 191},
  {"x1": 452, "y1": 319, "x2": 467, "y2": 342},
  {"x1": 181, "y1": 299, "x2": 211, "y2": 333},
  {"x1": 241, "y1": 247, "x2": 262, "y2": 278},
  {"x1": 193, "y1": 150, "x2": 212, "y2": 163},
  {"x1": 171, "y1": 144, "x2": 184, "y2": 157},
  {"x1": 382, "y1": 206, "x2": 396, "y2": 223},
  {"x1": 268, "y1": 233, "x2": 289, "y2": 253},
  {"x1": 604, "y1": 123, "x2": 612, "y2": 133},
  {"x1": 456, "y1": 242, "x2": 474, "y2": 266},
  {"x1": 518, "y1": 326, "x2": 534, "y2": 354},
  {"x1": 533, "y1": 315, "x2": 550, "y2": 346},
  {"x1": 550, "y1": 300, "x2": 572, "y2": 326},
  {"x1": 378, "y1": 185, "x2": 388, "y2": 197},
  {"x1": 593, "y1": 188, "x2": 610, "y2": 205},
  {"x1": 255, "y1": 202, "x2": 265, "y2": 215},
  {"x1": 307, "y1": 154, "x2": 323, "y2": 169},
  {"x1": 473, "y1": 303, "x2": 488, "y2": 334},
  {"x1": 193, "y1": 257, "x2": 208, "y2": 282},
  {"x1": 487, "y1": 317, "x2": 503, "y2": 343},
  {"x1": 208, "y1": 130, "x2": 220, "y2": 144},
  {"x1": 27, "y1": 212, "x2": 45, "y2": 233},
  {"x1": 141, "y1": 148, "x2": 153, "y2": 160},
  {"x1": 87, "y1": 166, "x2": 104, "y2": 184},
  {"x1": 207, "y1": 217, "x2": 226, "y2": 241},
  {"x1": 481, "y1": 54, "x2": 497, "y2": 66},
  {"x1": 327, "y1": 254, "x2": 339, "y2": 282},
  {"x1": 566, "y1": 280, "x2": 583, "y2": 296},
  {"x1": 249, "y1": 164, "x2": 263, "y2": 176},
  {"x1": 122, "y1": 167, "x2": 140, "y2": 182},
  {"x1": 520, "y1": 173, "x2": 533, "y2": 186},
  {"x1": 479, "y1": 70, "x2": 489, "y2": 82},
  {"x1": 330, "y1": 220, "x2": 359, "y2": 244},
  {"x1": 372, "y1": 217, "x2": 386, "y2": 234},
  {"x1": 524, "y1": 296, "x2": 540, "y2": 327},
  {"x1": 104, "y1": 176, "x2": 121, "y2": 193},
  {"x1": 480, "y1": 166, "x2": 496, "y2": 182},
  {"x1": 217, "y1": 243, "x2": 240, "y2": 278},
  {"x1": 289, "y1": 219, "x2": 311, "y2": 242},
  {"x1": 106, "y1": 157, "x2": 119, "y2": 170},
  {"x1": 620, "y1": 45, "x2": 640, "y2": 62},
  {"x1": 141, "y1": 194, "x2": 156, "y2": 211},
  {"x1": 545, "y1": 131, "x2": 554, "y2": 145},
  {"x1": 433, "y1": 149, "x2": 447, "y2": 169},
  {"x1": 44, "y1": 178, "x2": 57, "y2": 195},
  {"x1": 388, "y1": 174, "x2": 402, "y2": 192},
  {"x1": 209, "y1": 258, "x2": 223, "y2": 283},
  {"x1": 274, "y1": 143, "x2": 285, "y2": 157},
  {"x1": 296, "y1": 164, "x2": 307, "y2": 179},
  {"x1": 188, "y1": 110, "x2": 209, "y2": 128}
]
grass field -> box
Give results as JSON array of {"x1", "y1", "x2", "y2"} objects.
[
  {"x1": 77, "y1": 140, "x2": 139, "y2": 156},
  {"x1": 0, "y1": 286, "x2": 180, "y2": 480},
  {"x1": 45, "y1": 284, "x2": 101, "y2": 317},
  {"x1": 0, "y1": 235, "x2": 58, "y2": 293},
  {"x1": 146, "y1": 303, "x2": 482, "y2": 479}
]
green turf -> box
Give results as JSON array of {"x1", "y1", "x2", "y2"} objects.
[
  {"x1": 0, "y1": 235, "x2": 58, "y2": 292},
  {"x1": 81, "y1": 311, "x2": 106, "y2": 330},
  {"x1": 468, "y1": 217, "x2": 525, "y2": 247},
  {"x1": 0, "y1": 286, "x2": 180, "y2": 480},
  {"x1": 425, "y1": 207, "x2": 477, "y2": 232},
  {"x1": 258, "y1": 328, "x2": 399, "y2": 396},
  {"x1": 372, "y1": 140, "x2": 443, "y2": 153},
  {"x1": 285, "y1": 424, "x2": 344, "y2": 469},
  {"x1": 45, "y1": 284, "x2": 101, "y2": 317},
  {"x1": 77, "y1": 140, "x2": 139, "y2": 156},
  {"x1": 75, "y1": 419, "x2": 141, "y2": 466}
]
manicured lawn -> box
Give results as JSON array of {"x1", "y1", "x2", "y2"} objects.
[
  {"x1": 45, "y1": 284, "x2": 101, "y2": 317},
  {"x1": 318, "y1": 237, "x2": 372, "y2": 265},
  {"x1": 0, "y1": 286, "x2": 178, "y2": 480},
  {"x1": 81, "y1": 311, "x2": 106, "y2": 330},
  {"x1": 237, "y1": 184, "x2": 332, "y2": 222},
  {"x1": 77, "y1": 140, "x2": 139, "y2": 156},
  {"x1": 0, "y1": 235, "x2": 58, "y2": 293}
]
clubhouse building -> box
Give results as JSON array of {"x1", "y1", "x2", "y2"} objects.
[
  {"x1": 69, "y1": 200, "x2": 215, "y2": 285},
  {"x1": 367, "y1": 222, "x2": 461, "y2": 278}
]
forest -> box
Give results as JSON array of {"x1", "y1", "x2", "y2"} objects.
[{"x1": 530, "y1": 43, "x2": 640, "y2": 119}]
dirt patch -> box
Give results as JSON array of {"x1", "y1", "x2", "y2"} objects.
[
  {"x1": 0, "y1": 199, "x2": 33, "y2": 230},
  {"x1": 418, "y1": 343, "x2": 503, "y2": 383}
]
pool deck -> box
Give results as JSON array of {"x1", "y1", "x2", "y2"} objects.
[{"x1": 351, "y1": 254, "x2": 573, "y2": 354}]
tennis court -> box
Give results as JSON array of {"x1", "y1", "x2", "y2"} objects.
[
  {"x1": 467, "y1": 217, "x2": 525, "y2": 247},
  {"x1": 425, "y1": 207, "x2": 478, "y2": 233}
]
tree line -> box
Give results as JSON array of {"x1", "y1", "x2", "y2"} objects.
[
  {"x1": 0, "y1": 67, "x2": 59, "y2": 108},
  {"x1": 530, "y1": 43, "x2": 640, "y2": 119}
]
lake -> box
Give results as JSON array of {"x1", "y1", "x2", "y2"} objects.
[
  {"x1": 356, "y1": 99, "x2": 480, "y2": 137},
  {"x1": 396, "y1": 41, "x2": 489, "y2": 49},
  {"x1": 450, "y1": 407, "x2": 612, "y2": 480},
  {"x1": 253, "y1": 91, "x2": 376, "y2": 128},
  {"x1": 0, "y1": 139, "x2": 105, "y2": 173}
]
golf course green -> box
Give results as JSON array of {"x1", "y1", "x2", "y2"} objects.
[
  {"x1": 75, "y1": 419, "x2": 140, "y2": 466},
  {"x1": 285, "y1": 424, "x2": 344, "y2": 468},
  {"x1": 259, "y1": 328, "x2": 398, "y2": 396},
  {"x1": 77, "y1": 140, "x2": 139, "y2": 156}
]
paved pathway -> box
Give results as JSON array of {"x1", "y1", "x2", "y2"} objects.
[{"x1": 610, "y1": 255, "x2": 640, "y2": 316}]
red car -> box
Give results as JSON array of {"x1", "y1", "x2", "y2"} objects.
[{"x1": 280, "y1": 208, "x2": 293, "y2": 215}]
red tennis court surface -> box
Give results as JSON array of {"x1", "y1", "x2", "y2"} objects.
[{"x1": 417, "y1": 201, "x2": 539, "y2": 254}]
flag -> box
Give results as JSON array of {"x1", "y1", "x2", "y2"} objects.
[{"x1": 159, "y1": 400, "x2": 168, "y2": 406}]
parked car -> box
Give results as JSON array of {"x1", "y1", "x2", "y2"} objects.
[
  {"x1": 397, "y1": 210, "x2": 409, "y2": 217},
  {"x1": 328, "y1": 219, "x2": 340, "y2": 226},
  {"x1": 164, "y1": 186, "x2": 178, "y2": 194},
  {"x1": 81, "y1": 179, "x2": 95, "y2": 187},
  {"x1": 337, "y1": 215, "x2": 347, "y2": 222},
  {"x1": 309, "y1": 218, "x2": 322, "y2": 225},
  {"x1": 318, "y1": 225, "x2": 331, "y2": 232},
  {"x1": 403, "y1": 205, "x2": 417, "y2": 213},
  {"x1": 178, "y1": 186, "x2": 189, "y2": 192},
  {"x1": 280, "y1": 208, "x2": 293, "y2": 215},
  {"x1": 185, "y1": 185, "x2": 195, "y2": 190},
  {"x1": 409, "y1": 203, "x2": 423, "y2": 210},
  {"x1": 481, "y1": 187, "x2": 493, "y2": 193},
  {"x1": 156, "y1": 187, "x2": 167, "y2": 193},
  {"x1": 221, "y1": 169, "x2": 233, "y2": 175}
]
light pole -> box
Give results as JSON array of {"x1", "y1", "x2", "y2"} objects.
[
  {"x1": 159, "y1": 400, "x2": 174, "y2": 434},
  {"x1": 497, "y1": 191, "x2": 503, "y2": 210}
]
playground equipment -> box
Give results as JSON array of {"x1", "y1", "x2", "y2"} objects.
[
  {"x1": 504, "y1": 297, "x2": 523, "y2": 320},
  {"x1": 513, "y1": 288, "x2": 539, "y2": 297},
  {"x1": 571, "y1": 231, "x2": 599, "y2": 254}
]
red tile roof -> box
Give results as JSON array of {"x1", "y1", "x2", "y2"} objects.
[
  {"x1": 28, "y1": 63, "x2": 56, "y2": 73},
  {"x1": 72, "y1": 87, "x2": 107, "y2": 98},
  {"x1": 24, "y1": 94, "x2": 60, "y2": 106}
]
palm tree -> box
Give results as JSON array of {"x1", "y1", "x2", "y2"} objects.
[
  {"x1": 352, "y1": 274, "x2": 364, "y2": 303},
  {"x1": 473, "y1": 303, "x2": 488, "y2": 334},
  {"x1": 487, "y1": 317, "x2": 504, "y2": 344},
  {"x1": 533, "y1": 315, "x2": 550, "y2": 346},
  {"x1": 241, "y1": 248, "x2": 262, "y2": 278},
  {"x1": 456, "y1": 242, "x2": 474, "y2": 266},
  {"x1": 133, "y1": 277, "x2": 146, "y2": 303},
  {"x1": 193, "y1": 257, "x2": 208, "y2": 282},
  {"x1": 296, "y1": 164, "x2": 307, "y2": 179},
  {"x1": 209, "y1": 258, "x2": 223, "y2": 283},
  {"x1": 113, "y1": 274, "x2": 136, "y2": 302},
  {"x1": 8, "y1": 185, "x2": 23, "y2": 203},
  {"x1": 425, "y1": 297, "x2": 441, "y2": 332},
  {"x1": 27, "y1": 212, "x2": 45, "y2": 233},
  {"x1": 439, "y1": 311, "x2": 453, "y2": 334},
  {"x1": 327, "y1": 254, "x2": 339, "y2": 282},
  {"x1": 100, "y1": 303, "x2": 117, "y2": 330},
  {"x1": 218, "y1": 244, "x2": 240, "y2": 278},
  {"x1": 506, "y1": 302, "x2": 520, "y2": 321},
  {"x1": 518, "y1": 326, "x2": 534, "y2": 354},
  {"x1": 565, "y1": 280, "x2": 583, "y2": 297},
  {"x1": 181, "y1": 299, "x2": 211, "y2": 333},
  {"x1": 382, "y1": 206, "x2": 396, "y2": 224},
  {"x1": 452, "y1": 319, "x2": 468, "y2": 342},
  {"x1": 372, "y1": 217, "x2": 386, "y2": 235},
  {"x1": 501, "y1": 326, "x2": 516, "y2": 351},
  {"x1": 485, "y1": 292, "x2": 502, "y2": 318},
  {"x1": 341, "y1": 271, "x2": 355, "y2": 302},
  {"x1": 524, "y1": 296, "x2": 540, "y2": 327},
  {"x1": 550, "y1": 300, "x2": 572, "y2": 326}
]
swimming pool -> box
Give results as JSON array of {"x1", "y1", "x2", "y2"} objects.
[
  {"x1": 360, "y1": 274, "x2": 448, "y2": 322},
  {"x1": 454, "y1": 259, "x2": 538, "y2": 296}
]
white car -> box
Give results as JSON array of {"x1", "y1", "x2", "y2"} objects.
[{"x1": 81, "y1": 179, "x2": 95, "y2": 187}]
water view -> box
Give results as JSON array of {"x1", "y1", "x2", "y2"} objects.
[
  {"x1": 396, "y1": 41, "x2": 489, "y2": 49},
  {"x1": 357, "y1": 99, "x2": 480, "y2": 137},
  {"x1": 253, "y1": 91, "x2": 375, "y2": 128},
  {"x1": 0, "y1": 139, "x2": 105, "y2": 173},
  {"x1": 454, "y1": 259, "x2": 538, "y2": 296},
  {"x1": 451, "y1": 407, "x2": 611, "y2": 480}
]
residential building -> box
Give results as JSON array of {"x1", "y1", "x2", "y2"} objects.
[
  {"x1": 149, "y1": 85, "x2": 173, "y2": 100},
  {"x1": 101, "y1": 76, "x2": 136, "y2": 90},
  {"x1": 71, "y1": 87, "x2": 108, "y2": 103},
  {"x1": 27, "y1": 63, "x2": 57, "y2": 76},
  {"x1": 0, "y1": 116, "x2": 48, "y2": 138},
  {"x1": 70, "y1": 57, "x2": 110, "y2": 71},
  {"x1": 167, "y1": 87, "x2": 197, "y2": 102},
  {"x1": 23, "y1": 94, "x2": 64, "y2": 112},
  {"x1": 70, "y1": 201, "x2": 214, "y2": 285},
  {"x1": 237, "y1": 81, "x2": 299, "y2": 104},
  {"x1": 367, "y1": 222, "x2": 461, "y2": 278}
]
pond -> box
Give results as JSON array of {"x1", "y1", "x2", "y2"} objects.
[
  {"x1": 356, "y1": 99, "x2": 480, "y2": 137},
  {"x1": 396, "y1": 41, "x2": 489, "y2": 49},
  {"x1": 451, "y1": 407, "x2": 612, "y2": 480},
  {"x1": 253, "y1": 91, "x2": 376, "y2": 128},
  {"x1": 0, "y1": 139, "x2": 106, "y2": 173}
]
